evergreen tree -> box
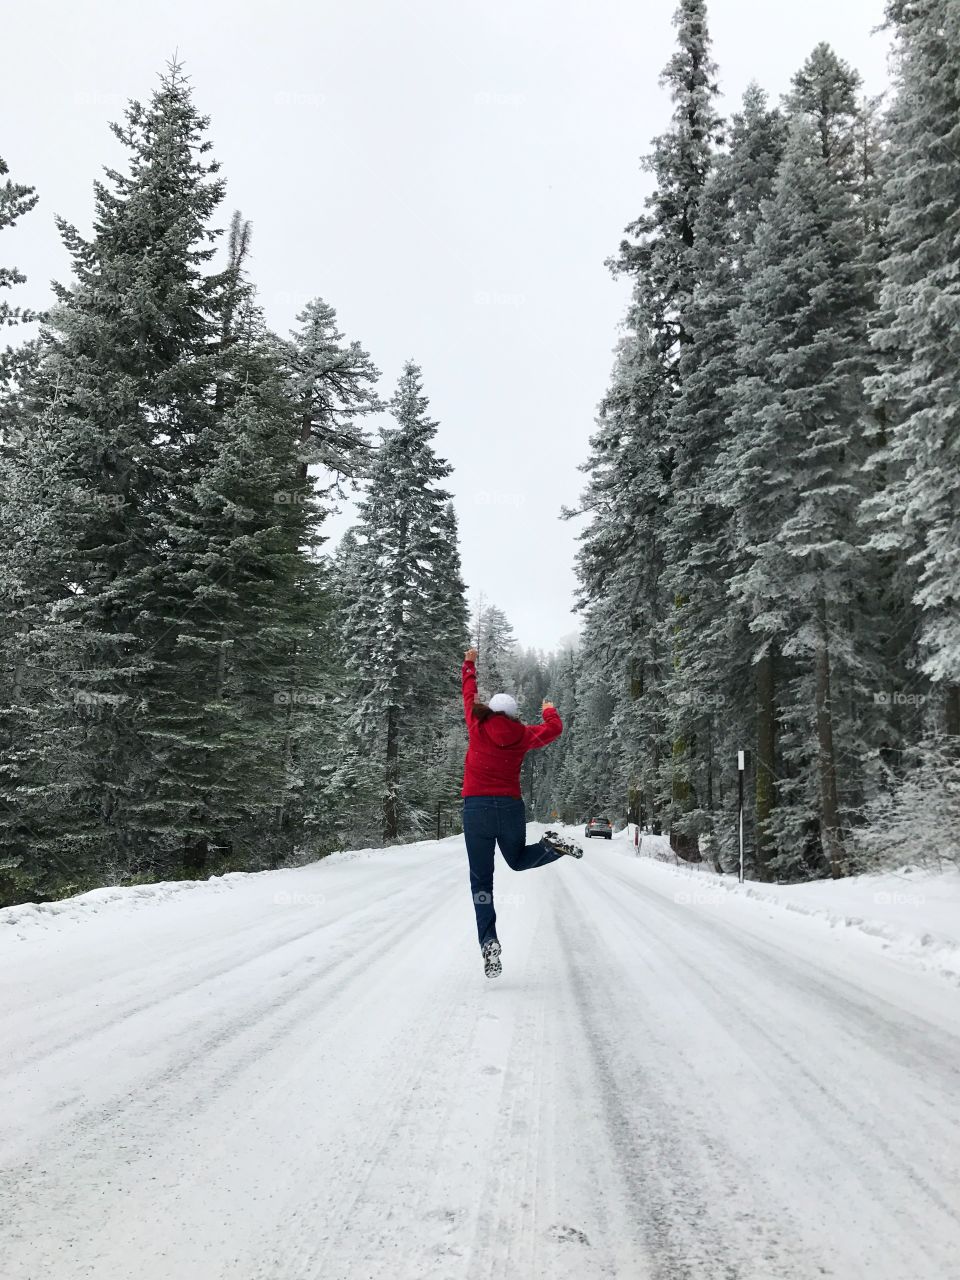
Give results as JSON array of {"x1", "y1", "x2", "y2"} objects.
[
  {"x1": 603, "y1": 0, "x2": 724, "y2": 857},
  {"x1": 20, "y1": 63, "x2": 230, "y2": 881},
  {"x1": 0, "y1": 153, "x2": 41, "y2": 897},
  {"x1": 563, "y1": 603, "x2": 631, "y2": 824},
  {"x1": 571, "y1": 314, "x2": 671, "y2": 834},
  {"x1": 662, "y1": 85, "x2": 787, "y2": 873},
  {"x1": 476, "y1": 603, "x2": 516, "y2": 695},
  {"x1": 864, "y1": 0, "x2": 960, "y2": 735},
  {"x1": 613, "y1": 0, "x2": 723, "y2": 355},
  {"x1": 0, "y1": 65, "x2": 336, "y2": 898},
  {"x1": 534, "y1": 642, "x2": 581, "y2": 822},
  {"x1": 287, "y1": 297, "x2": 381, "y2": 494},
  {"x1": 722, "y1": 52, "x2": 876, "y2": 877},
  {"x1": 319, "y1": 528, "x2": 383, "y2": 848},
  {"x1": 341, "y1": 361, "x2": 468, "y2": 843},
  {"x1": 0, "y1": 153, "x2": 38, "y2": 334},
  {"x1": 139, "y1": 294, "x2": 325, "y2": 874},
  {"x1": 412, "y1": 501, "x2": 471, "y2": 828}
]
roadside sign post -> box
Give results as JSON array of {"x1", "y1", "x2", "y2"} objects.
[{"x1": 737, "y1": 749, "x2": 745, "y2": 884}]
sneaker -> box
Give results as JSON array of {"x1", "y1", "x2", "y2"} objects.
[
  {"x1": 543, "y1": 830, "x2": 583, "y2": 859},
  {"x1": 481, "y1": 938, "x2": 502, "y2": 979}
]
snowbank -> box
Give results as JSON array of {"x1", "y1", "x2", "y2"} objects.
[
  {"x1": 0, "y1": 873, "x2": 248, "y2": 936},
  {"x1": 615, "y1": 825, "x2": 960, "y2": 984},
  {"x1": 0, "y1": 835, "x2": 461, "y2": 940}
]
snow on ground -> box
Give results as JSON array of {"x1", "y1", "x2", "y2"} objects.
[
  {"x1": 0, "y1": 844, "x2": 401, "y2": 940},
  {"x1": 621, "y1": 824, "x2": 960, "y2": 983},
  {"x1": 2, "y1": 827, "x2": 960, "y2": 1279}
]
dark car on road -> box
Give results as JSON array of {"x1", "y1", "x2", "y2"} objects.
[{"x1": 584, "y1": 816, "x2": 613, "y2": 840}]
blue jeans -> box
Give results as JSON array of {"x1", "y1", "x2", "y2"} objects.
[{"x1": 462, "y1": 795, "x2": 562, "y2": 948}]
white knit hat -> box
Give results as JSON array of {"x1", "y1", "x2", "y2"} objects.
[{"x1": 489, "y1": 693, "x2": 519, "y2": 719}]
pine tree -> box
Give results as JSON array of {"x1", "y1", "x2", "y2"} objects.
[
  {"x1": 602, "y1": 0, "x2": 724, "y2": 857},
  {"x1": 476, "y1": 604, "x2": 516, "y2": 695},
  {"x1": 341, "y1": 361, "x2": 468, "y2": 843},
  {"x1": 319, "y1": 528, "x2": 383, "y2": 848},
  {"x1": 287, "y1": 297, "x2": 382, "y2": 493},
  {"x1": 662, "y1": 85, "x2": 787, "y2": 873},
  {"x1": 722, "y1": 51, "x2": 876, "y2": 877},
  {"x1": 412, "y1": 501, "x2": 471, "y2": 827},
  {"x1": 16, "y1": 63, "x2": 230, "y2": 882},
  {"x1": 613, "y1": 0, "x2": 723, "y2": 355},
  {"x1": 2, "y1": 64, "x2": 337, "y2": 893},
  {"x1": 0, "y1": 153, "x2": 38, "y2": 335},
  {"x1": 864, "y1": 0, "x2": 960, "y2": 736},
  {"x1": 279, "y1": 294, "x2": 383, "y2": 857},
  {"x1": 534, "y1": 642, "x2": 580, "y2": 822},
  {"x1": 571, "y1": 312, "x2": 671, "y2": 833},
  {"x1": 0, "y1": 154, "x2": 42, "y2": 898},
  {"x1": 139, "y1": 293, "x2": 325, "y2": 874}
]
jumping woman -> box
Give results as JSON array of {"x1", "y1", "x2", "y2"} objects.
[{"x1": 460, "y1": 647, "x2": 582, "y2": 979}]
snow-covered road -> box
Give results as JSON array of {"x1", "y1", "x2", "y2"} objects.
[{"x1": 2, "y1": 829, "x2": 959, "y2": 1279}]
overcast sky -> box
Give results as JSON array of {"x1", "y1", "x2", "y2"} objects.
[{"x1": 4, "y1": 0, "x2": 892, "y2": 650}]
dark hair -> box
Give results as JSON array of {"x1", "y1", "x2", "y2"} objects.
[{"x1": 472, "y1": 700, "x2": 495, "y2": 723}]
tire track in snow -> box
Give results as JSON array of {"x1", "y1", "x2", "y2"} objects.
[
  {"x1": 243, "y1": 897, "x2": 495, "y2": 1278},
  {"x1": 592, "y1": 851, "x2": 960, "y2": 1083},
  {"x1": 3, "y1": 835, "x2": 960, "y2": 1279},
  {"x1": 0, "y1": 859, "x2": 464, "y2": 1251},
  {"x1": 553, "y1": 870, "x2": 769, "y2": 1280},
  {"x1": 464, "y1": 916, "x2": 554, "y2": 1280},
  {"x1": 576, "y1": 849, "x2": 960, "y2": 1279},
  {"x1": 587, "y1": 853, "x2": 960, "y2": 1213},
  {"x1": 0, "y1": 859, "x2": 453, "y2": 1081}
]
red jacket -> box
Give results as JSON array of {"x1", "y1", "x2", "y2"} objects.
[{"x1": 460, "y1": 660, "x2": 563, "y2": 798}]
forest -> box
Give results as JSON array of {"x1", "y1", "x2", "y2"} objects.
[{"x1": 1, "y1": 0, "x2": 958, "y2": 905}]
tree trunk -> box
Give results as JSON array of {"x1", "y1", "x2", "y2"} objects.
[
  {"x1": 945, "y1": 684, "x2": 960, "y2": 741},
  {"x1": 381, "y1": 510, "x2": 408, "y2": 845},
  {"x1": 383, "y1": 702, "x2": 400, "y2": 842},
  {"x1": 669, "y1": 593, "x2": 699, "y2": 860},
  {"x1": 754, "y1": 647, "x2": 776, "y2": 882},
  {"x1": 705, "y1": 725, "x2": 714, "y2": 812},
  {"x1": 627, "y1": 779, "x2": 641, "y2": 827},
  {"x1": 298, "y1": 408, "x2": 312, "y2": 483},
  {"x1": 669, "y1": 746, "x2": 700, "y2": 862},
  {"x1": 814, "y1": 597, "x2": 844, "y2": 878},
  {"x1": 627, "y1": 653, "x2": 643, "y2": 827},
  {"x1": 276, "y1": 673, "x2": 297, "y2": 837},
  {"x1": 183, "y1": 832, "x2": 208, "y2": 876}
]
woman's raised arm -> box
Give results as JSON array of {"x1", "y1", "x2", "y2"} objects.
[{"x1": 461, "y1": 648, "x2": 479, "y2": 723}]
